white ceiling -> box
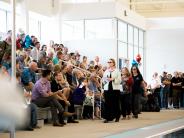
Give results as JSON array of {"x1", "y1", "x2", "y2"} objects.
[{"x1": 60, "y1": 0, "x2": 184, "y2": 17}]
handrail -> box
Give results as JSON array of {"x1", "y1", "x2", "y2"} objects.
[
  {"x1": 60, "y1": 59, "x2": 102, "y2": 79},
  {"x1": 60, "y1": 59, "x2": 103, "y2": 119}
]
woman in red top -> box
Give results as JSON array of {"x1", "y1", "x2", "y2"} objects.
[{"x1": 120, "y1": 67, "x2": 133, "y2": 120}]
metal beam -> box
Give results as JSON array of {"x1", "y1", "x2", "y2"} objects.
[{"x1": 129, "y1": 0, "x2": 184, "y2": 5}]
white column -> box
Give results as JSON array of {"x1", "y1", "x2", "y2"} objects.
[{"x1": 11, "y1": 0, "x2": 16, "y2": 79}]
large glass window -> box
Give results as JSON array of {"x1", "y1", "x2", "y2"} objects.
[
  {"x1": 85, "y1": 19, "x2": 113, "y2": 39},
  {"x1": 0, "y1": 10, "x2": 6, "y2": 33},
  {"x1": 118, "y1": 21, "x2": 127, "y2": 42},
  {"x1": 134, "y1": 28, "x2": 138, "y2": 46},
  {"x1": 139, "y1": 30, "x2": 144, "y2": 47},
  {"x1": 128, "y1": 25, "x2": 133, "y2": 44},
  {"x1": 62, "y1": 20, "x2": 84, "y2": 40},
  {"x1": 134, "y1": 46, "x2": 139, "y2": 58},
  {"x1": 118, "y1": 42, "x2": 128, "y2": 59},
  {"x1": 139, "y1": 47, "x2": 144, "y2": 74},
  {"x1": 128, "y1": 45, "x2": 134, "y2": 62},
  {"x1": 29, "y1": 18, "x2": 39, "y2": 37}
]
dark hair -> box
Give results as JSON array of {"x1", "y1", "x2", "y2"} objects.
[
  {"x1": 131, "y1": 65, "x2": 141, "y2": 75},
  {"x1": 41, "y1": 45, "x2": 47, "y2": 51},
  {"x1": 42, "y1": 69, "x2": 51, "y2": 78},
  {"x1": 34, "y1": 41, "x2": 40, "y2": 46}
]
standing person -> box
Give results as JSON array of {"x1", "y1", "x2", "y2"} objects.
[
  {"x1": 171, "y1": 71, "x2": 182, "y2": 109},
  {"x1": 160, "y1": 71, "x2": 171, "y2": 109},
  {"x1": 120, "y1": 67, "x2": 133, "y2": 120},
  {"x1": 149, "y1": 72, "x2": 161, "y2": 108},
  {"x1": 131, "y1": 65, "x2": 145, "y2": 119},
  {"x1": 102, "y1": 58, "x2": 121, "y2": 123}
]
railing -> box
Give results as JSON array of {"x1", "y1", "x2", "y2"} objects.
[{"x1": 60, "y1": 59, "x2": 103, "y2": 119}]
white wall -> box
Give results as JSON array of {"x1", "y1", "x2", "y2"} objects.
[
  {"x1": 63, "y1": 39, "x2": 117, "y2": 66},
  {"x1": 145, "y1": 28, "x2": 184, "y2": 82},
  {"x1": 61, "y1": 2, "x2": 115, "y2": 20},
  {"x1": 60, "y1": 2, "x2": 146, "y2": 30}
]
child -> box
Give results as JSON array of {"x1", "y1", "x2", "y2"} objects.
[{"x1": 82, "y1": 91, "x2": 94, "y2": 119}]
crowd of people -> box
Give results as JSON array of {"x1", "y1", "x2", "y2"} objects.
[{"x1": 0, "y1": 30, "x2": 184, "y2": 131}]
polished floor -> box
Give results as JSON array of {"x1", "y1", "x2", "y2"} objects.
[{"x1": 0, "y1": 109, "x2": 184, "y2": 138}]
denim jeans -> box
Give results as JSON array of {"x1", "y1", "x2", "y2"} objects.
[{"x1": 29, "y1": 103, "x2": 37, "y2": 127}]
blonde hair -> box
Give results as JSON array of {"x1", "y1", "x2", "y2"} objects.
[{"x1": 109, "y1": 58, "x2": 116, "y2": 67}]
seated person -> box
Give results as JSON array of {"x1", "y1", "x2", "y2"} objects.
[
  {"x1": 16, "y1": 72, "x2": 38, "y2": 131},
  {"x1": 32, "y1": 69, "x2": 74, "y2": 127},
  {"x1": 51, "y1": 72, "x2": 78, "y2": 123},
  {"x1": 21, "y1": 61, "x2": 38, "y2": 91}
]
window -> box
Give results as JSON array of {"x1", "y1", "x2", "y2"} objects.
[
  {"x1": 128, "y1": 45, "x2": 134, "y2": 62},
  {"x1": 128, "y1": 25, "x2": 133, "y2": 44},
  {"x1": 118, "y1": 42, "x2": 128, "y2": 58},
  {"x1": 118, "y1": 21, "x2": 127, "y2": 42},
  {"x1": 134, "y1": 28, "x2": 138, "y2": 46},
  {"x1": 7, "y1": 12, "x2": 12, "y2": 31},
  {"x1": 85, "y1": 19, "x2": 113, "y2": 39},
  {"x1": 134, "y1": 46, "x2": 138, "y2": 58},
  {"x1": 62, "y1": 20, "x2": 84, "y2": 40},
  {"x1": 139, "y1": 30, "x2": 144, "y2": 47},
  {"x1": 139, "y1": 47, "x2": 144, "y2": 74},
  {"x1": 29, "y1": 18, "x2": 39, "y2": 38},
  {"x1": 0, "y1": 10, "x2": 6, "y2": 33}
]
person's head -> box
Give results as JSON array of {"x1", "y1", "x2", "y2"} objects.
[
  {"x1": 57, "y1": 51, "x2": 63, "y2": 59},
  {"x1": 121, "y1": 67, "x2": 130, "y2": 77},
  {"x1": 153, "y1": 72, "x2": 158, "y2": 78},
  {"x1": 35, "y1": 42, "x2": 40, "y2": 50},
  {"x1": 167, "y1": 74, "x2": 172, "y2": 80},
  {"x1": 41, "y1": 45, "x2": 47, "y2": 52},
  {"x1": 61, "y1": 64, "x2": 68, "y2": 73},
  {"x1": 48, "y1": 51, "x2": 54, "y2": 59},
  {"x1": 131, "y1": 65, "x2": 140, "y2": 76},
  {"x1": 42, "y1": 69, "x2": 51, "y2": 80},
  {"x1": 70, "y1": 53, "x2": 76, "y2": 60},
  {"x1": 107, "y1": 58, "x2": 116, "y2": 68},
  {"x1": 83, "y1": 56, "x2": 87, "y2": 62},
  {"x1": 54, "y1": 72, "x2": 62, "y2": 81},
  {"x1": 163, "y1": 71, "x2": 167, "y2": 77},
  {"x1": 67, "y1": 64, "x2": 73, "y2": 73},
  {"x1": 29, "y1": 62, "x2": 38, "y2": 72},
  {"x1": 95, "y1": 56, "x2": 99, "y2": 62},
  {"x1": 54, "y1": 64, "x2": 61, "y2": 73},
  {"x1": 174, "y1": 71, "x2": 179, "y2": 78},
  {"x1": 5, "y1": 30, "x2": 12, "y2": 45}
]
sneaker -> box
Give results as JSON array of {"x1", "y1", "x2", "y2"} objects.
[{"x1": 104, "y1": 120, "x2": 109, "y2": 123}]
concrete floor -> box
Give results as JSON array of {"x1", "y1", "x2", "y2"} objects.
[{"x1": 0, "y1": 109, "x2": 184, "y2": 138}]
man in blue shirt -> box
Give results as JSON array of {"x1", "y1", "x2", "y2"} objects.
[
  {"x1": 21, "y1": 61, "x2": 37, "y2": 91},
  {"x1": 52, "y1": 51, "x2": 63, "y2": 65}
]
